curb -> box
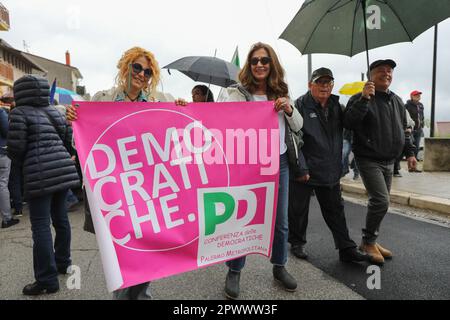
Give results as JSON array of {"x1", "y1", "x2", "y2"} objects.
[{"x1": 341, "y1": 181, "x2": 450, "y2": 216}]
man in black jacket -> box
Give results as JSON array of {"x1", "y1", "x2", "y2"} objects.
[
  {"x1": 288, "y1": 68, "x2": 367, "y2": 263},
  {"x1": 405, "y1": 90, "x2": 425, "y2": 160},
  {"x1": 344, "y1": 59, "x2": 417, "y2": 265}
]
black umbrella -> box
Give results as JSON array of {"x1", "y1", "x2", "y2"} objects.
[
  {"x1": 163, "y1": 56, "x2": 240, "y2": 88},
  {"x1": 280, "y1": 0, "x2": 450, "y2": 73}
]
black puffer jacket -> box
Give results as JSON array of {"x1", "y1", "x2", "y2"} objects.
[
  {"x1": 294, "y1": 92, "x2": 344, "y2": 186},
  {"x1": 8, "y1": 75, "x2": 80, "y2": 199}
]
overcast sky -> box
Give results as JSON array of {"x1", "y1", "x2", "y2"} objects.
[{"x1": 3, "y1": 0, "x2": 450, "y2": 122}]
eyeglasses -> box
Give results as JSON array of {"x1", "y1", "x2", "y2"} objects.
[
  {"x1": 131, "y1": 63, "x2": 152, "y2": 78},
  {"x1": 314, "y1": 79, "x2": 334, "y2": 86},
  {"x1": 250, "y1": 56, "x2": 271, "y2": 66}
]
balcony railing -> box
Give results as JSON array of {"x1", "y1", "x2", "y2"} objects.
[{"x1": 0, "y1": 61, "x2": 14, "y2": 83}]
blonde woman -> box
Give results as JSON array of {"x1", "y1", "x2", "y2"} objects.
[
  {"x1": 67, "y1": 47, "x2": 168, "y2": 300},
  {"x1": 68, "y1": 47, "x2": 161, "y2": 109}
]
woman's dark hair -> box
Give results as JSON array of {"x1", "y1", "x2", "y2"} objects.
[{"x1": 192, "y1": 85, "x2": 215, "y2": 102}]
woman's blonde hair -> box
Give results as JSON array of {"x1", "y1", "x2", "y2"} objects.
[
  {"x1": 239, "y1": 42, "x2": 289, "y2": 101},
  {"x1": 115, "y1": 47, "x2": 161, "y2": 96}
]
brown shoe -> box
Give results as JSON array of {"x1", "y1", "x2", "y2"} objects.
[
  {"x1": 359, "y1": 243, "x2": 384, "y2": 265},
  {"x1": 376, "y1": 243, "x2": 393, "y2": 259}
]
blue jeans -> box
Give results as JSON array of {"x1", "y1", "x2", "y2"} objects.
[
  {"x1": 66, "y1": 189, "x2": 79, "y2": 209},
  {"x1": 0, "y1": 154, "x2": 12, "y2": 222},
  {"x1": 342, "y1": 139, "x2": 352, "y2": 176},
  {"x1": 413, "y1": 129, "x2": 422, "y2": 158},
  {"x1": 227, "y1": 153, "x2": 289, "y2": 271},
  {"x1": 342, "y1": 139, "x2": 359, "y2": 177},
  {"x1": 28, "y1": 190, "x2": 71, "y2": 288}
]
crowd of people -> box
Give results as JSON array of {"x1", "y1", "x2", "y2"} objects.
[{"x1": 0, "y1": 42, "x2": 426, "y2": 299}]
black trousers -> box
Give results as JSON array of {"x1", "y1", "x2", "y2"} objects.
[
  {"x1": 288, "y1": 181, "x2": 356, "y2": 250},
  {"x1": 8, "y1": 161, "x2": 23, "y2": 212}
]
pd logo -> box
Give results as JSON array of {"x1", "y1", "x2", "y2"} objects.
[{"x1": 196, "y1": 183, "x2": 275, "y2": 267}]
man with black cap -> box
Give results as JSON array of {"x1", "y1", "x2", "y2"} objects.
[
  {"x1": 344, "y1": 59, "x2": 417, "y2": 265},
  {"x1": 288, "y1": 67, "x2": 368, "y2": 263}
]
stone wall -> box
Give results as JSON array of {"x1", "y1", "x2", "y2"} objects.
[{"x1": 423, "y1": 138, "x2": 450, "y2": 172}]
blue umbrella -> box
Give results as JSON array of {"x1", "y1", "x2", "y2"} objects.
[{"x1": 51, "y1": 87, "x2": 84, "y2": 105}]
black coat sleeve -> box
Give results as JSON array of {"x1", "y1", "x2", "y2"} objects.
[
  {"x1": 420, "y1": 104, "x2": 425, "y2": 129},
  {"x1": 401, "y1": 101, "x2": 416, "y2": 158},
  {"x1": 52, "y1": 109, "x2": 74, "y2": 156},
  {"x1": 343, "y1": 94, "x2": 370, "y2": 129},
  {"x1": 294, "y1": 98, "x2": 309, "y2": 177},
  {"x1": 7, "y1": 108, "x2": 28, "y2": 163},
  {"x1": 65, "y1": 124, "x2": 76, "y2": 156},
  {"x1": 0, "y1": 108, "x2": 8, "y2": 138},
  {"x1": 297, "y1": 148, "x2": 309, "y2": 177}
]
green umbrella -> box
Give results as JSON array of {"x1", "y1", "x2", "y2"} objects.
[{"x1": 280, "y1": 0, "x2": 450, "y2": 73}]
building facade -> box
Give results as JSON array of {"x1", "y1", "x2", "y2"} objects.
[
  {"x1": 0, "y1": 39, "x2": 45, "y2": 95},
  {"x1": 0, "y1": 3, "x2": 86, "y2": 98},
  {"x1": 22, "y1": 51, "x2": 84, "y2": 94},
  {"x1": 0, "y1": 2, "x2": 9, "y2": 31}
]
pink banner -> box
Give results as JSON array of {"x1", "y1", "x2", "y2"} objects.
[{"x1": 73, "y1": 101, "x2": 280, "y2": 291}]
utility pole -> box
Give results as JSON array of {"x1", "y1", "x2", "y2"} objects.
[
  {"x1": 307, "y1": 54, "x2": 312, "y2": 81},
  {"x1": 430, "y1": 25, "x2": 438, "y2": 138}
]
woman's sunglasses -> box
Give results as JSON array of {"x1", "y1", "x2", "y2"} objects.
[
  {"x1": 131, "y1": 63, "x2": 152, "y2": 78},
  {"x1": 250, "y1": 57, "x2": 271, "y2": 66}
]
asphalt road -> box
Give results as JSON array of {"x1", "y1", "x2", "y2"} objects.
[
  {"x1": 2, "y1": 197, "x2": 448, "y2": 300},
  {"x1": 303, "y1": 197, "x2": 450, "y2": 300},
  {"x1": 0, "y1": 201, "x2": 362, "y2": 300}
]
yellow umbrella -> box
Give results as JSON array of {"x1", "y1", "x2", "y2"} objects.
[{"x1": 339, "y1": 81, "x2": 366, "y2": 96}]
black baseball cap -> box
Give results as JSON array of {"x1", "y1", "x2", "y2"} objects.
[
  {"x1": 369, "y1": 59, "x2": 397, "y2": 71},
  {"x1": 310, "y1": 67, "x2": 334, "y2": 82}
]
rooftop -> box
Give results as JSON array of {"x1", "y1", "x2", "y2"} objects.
[{"x1": 0, "y1": 38, "x2": 46, "y2": 72}]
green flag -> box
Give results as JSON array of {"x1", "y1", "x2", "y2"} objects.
[
  {"x1": 231, "y1": 46, "x2": 240, "y2": 68},
  {"x1": 217, "y1": 46, "x2": 240, "y2": 102}
]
